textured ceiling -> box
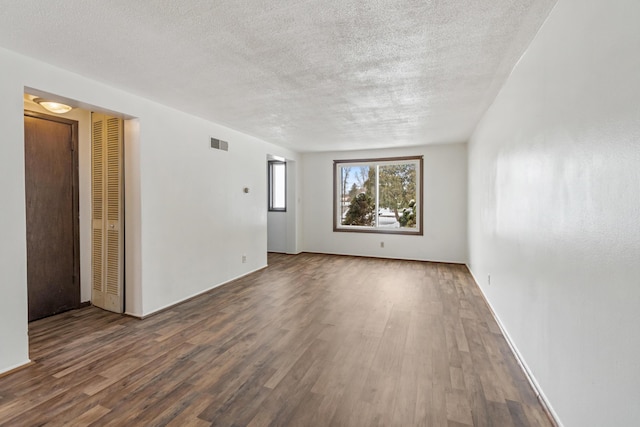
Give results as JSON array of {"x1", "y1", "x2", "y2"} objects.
[{"x1": 0, "y1": 0, "x2": 556, "y2": 152}]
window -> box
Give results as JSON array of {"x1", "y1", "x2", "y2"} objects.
[
  {"x1": 268, "y1": 161, "x2": 286, "y2": 211},
  {"x1": 334, "y1": 156, "x2": 423, "y2": 235}
]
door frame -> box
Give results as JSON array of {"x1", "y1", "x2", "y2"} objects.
[
  {"x1": 266, "y1": 155, "x2": 299, "y2": 254},
  {"x1": 24, "y1": 110, "x2": 81, "y2": 317}
]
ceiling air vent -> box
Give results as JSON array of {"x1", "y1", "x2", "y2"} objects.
[{"x1": 210, "y1": 137, "x2": 229, "y2": 151}]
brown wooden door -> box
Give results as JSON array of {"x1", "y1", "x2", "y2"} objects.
[{"x1": 24, "y1": 112, "x2": 80, "y2": 321}]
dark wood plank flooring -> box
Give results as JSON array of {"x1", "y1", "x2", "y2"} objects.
[{"x1": 0, "y1": 253, "x2": 553, "y2": 426}]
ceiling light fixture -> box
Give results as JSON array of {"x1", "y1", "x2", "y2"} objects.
[{"x1": 33, "y1": 98, "x2": 73, "y2": 114}]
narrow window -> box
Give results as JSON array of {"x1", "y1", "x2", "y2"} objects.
[
  {"x1": 333, "y1": 156, "x2": 423, "y2": 235},
  {"x1": 269, "y1": 161, "x2": 286, "y2": 211}
]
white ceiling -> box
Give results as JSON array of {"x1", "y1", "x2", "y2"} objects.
[{"x1": 0, "y1": 0, "x2": 556, "y2": 152}]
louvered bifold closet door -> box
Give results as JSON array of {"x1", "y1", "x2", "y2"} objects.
[
  {"x1": 92, "y1": 116, "x2": 105, "y2": 309},
  {"x1": 91, "y1": 113, "x2": 124, "y2": 313}
]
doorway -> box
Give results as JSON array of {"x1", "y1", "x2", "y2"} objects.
[
  {"x1": 266, "y1": 156, "x2": 298, "y2": 254},
  {"x1": 24, "y1": 111, "x2": 80, "y2": 321}
]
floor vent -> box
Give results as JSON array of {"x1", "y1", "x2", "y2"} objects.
[{"x1": 211, "y1": 138, "x2": 229, "y2": 151}]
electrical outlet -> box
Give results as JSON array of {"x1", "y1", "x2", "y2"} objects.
[
  {"x1": 242, "y1": 255, "x2": 247, "y2": 263},
  {"x1": 380, "y1": 241, "x2": 384, "y2": 248}
]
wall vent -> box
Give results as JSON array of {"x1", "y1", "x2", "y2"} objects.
[{"x1": 210, "y1": 137, "x2": 229, "y2": 151}]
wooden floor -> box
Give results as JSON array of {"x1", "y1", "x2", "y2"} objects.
[{"x1": 0, "y1": 253, "x2": 553, "y2": 427}]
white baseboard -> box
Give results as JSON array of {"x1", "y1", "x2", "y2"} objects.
[
  {"x1": 129, "y1": 264, "x2": 268, "y2": 319},
  {"x1": 466, "y1": 266, "x2": 563, "y2": 427},
  {"x1": 0, "y1": 359, "x2": 32, "y2": 377}
]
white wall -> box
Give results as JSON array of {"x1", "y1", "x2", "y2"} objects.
[
  {"x1": 0, "y1": 59, "x2": 30, "y2": 373},
  {"x1": 267, "y1": 211, "x2": 287, "y2": 252},
  {"x1": 124, "y1": 118, "x2": 142, "y2": 316},
  {"x1": 287, "y1": 160, "x2": 302, "y2": 254},
  {"x1": 0, "y1": 47, "x2": 298, "y2": 374},
  {"x1": 468, "y1": 1, "x2": 640, "y2": 426},
  {"x1": 302, "y1": 144, "x2": 468, "y2": 263}
]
